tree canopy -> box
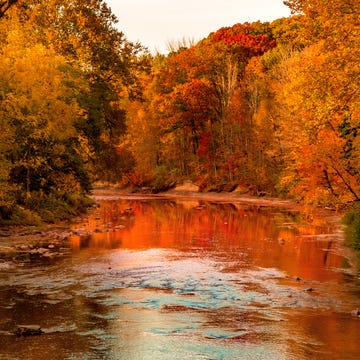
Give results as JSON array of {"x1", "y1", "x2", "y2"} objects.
[{"x1": 1, "y1": 0, "x2": 359, "y2": 223}]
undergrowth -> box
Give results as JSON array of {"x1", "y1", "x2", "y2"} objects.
[{"x1": 342, "y1": 202, "x2": 360, "y2": 252}]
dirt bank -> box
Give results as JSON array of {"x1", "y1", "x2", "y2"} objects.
[{"x1": 92, "y1": 186, "x2": 322, "y2": 214}]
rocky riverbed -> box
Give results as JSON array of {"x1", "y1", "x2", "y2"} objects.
[{"x1": 0, "y1": 226, "x2": 72, "y2": 269}]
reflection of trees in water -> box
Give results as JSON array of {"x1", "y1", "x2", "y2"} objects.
[{"x1": 71, "y1": 198, "x2": 342, "y2": 280}]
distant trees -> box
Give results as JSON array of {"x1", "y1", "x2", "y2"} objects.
[
  {"x1": 121, "y1": 0, "x2": 360, "y2": 206},
  {"x1": 120, "y1": 22, "x2": 279, "y2": 192}
]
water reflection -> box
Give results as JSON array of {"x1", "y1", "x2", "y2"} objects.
[
  {"x1": 1, "y1": 195, "x2": 360, "y2": 360},
  {"x1": 71, "y1": 198, "x2": 345, "y2": 281}
]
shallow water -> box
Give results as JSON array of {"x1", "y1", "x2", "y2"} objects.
[{"x1": 1, "y1": 195, "x2": 360, "y2": 359}]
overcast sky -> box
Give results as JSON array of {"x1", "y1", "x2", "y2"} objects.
[{"x1": 106, "y1": 0, "x2": 291, "y2": 53}]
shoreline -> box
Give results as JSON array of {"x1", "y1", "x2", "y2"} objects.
[{"x1": 92, "y1": 187, "x2": 301, "y2": 208}]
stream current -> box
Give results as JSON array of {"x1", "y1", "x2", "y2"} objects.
[{"x1": 1, "y1": 193, "x2": 360, "y2": 359}]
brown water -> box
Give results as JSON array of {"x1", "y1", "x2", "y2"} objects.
[{"x1": 1, "y1": 194, "x2": 360, "y2": 360}]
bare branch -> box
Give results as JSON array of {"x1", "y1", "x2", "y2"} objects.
[{"x1": 0, "y1": 0, "x2": 18, "y2": 19}]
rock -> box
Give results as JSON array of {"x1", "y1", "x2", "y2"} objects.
[
  {"x1": 140, "y1": 186, "x2": 152, "y2": 193},
  {"x1": 42, "y1": 252, "x2": 58, "y2": 258},
  {"x1": 233, "y1": 185, "x2": 250, "y2": 194},
  {"x1": 114, "y1": 225, "x2": 125, "y2": 230},
  {"x1": 0, "y1": 246, "x2": 15, "y2": 254},
  {"x1": 56, "y1": 233, "x2": 68, "y2": 240},
  {"x1": 15, "y1": 325, "x2": 43, "y2": 336},
  {"x1": 304, "y1": 287, "x2": 314, "y2": 292},
  {"x1": 351, "y1": 309, "x2": 360, "y2": 317},
  {"x1": 0, "y1": 261, "x2": 13, "y2": 270},
  {"x1": 173, "y1": 181, "x2": 199, "y2": 192},
  {"x1": 29, "y1": 247, "x2": 48, "y2": 255},
  {"x1": 195, "y1": 205, "x2": 206, "y2": 210},
  {"x1": 257, "y1": 191, "x2": 267, "y2": 197}
]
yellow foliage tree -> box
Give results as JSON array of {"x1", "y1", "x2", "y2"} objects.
[{"x1": 275, "y1": 0, "x2": 360, "y2": 204}]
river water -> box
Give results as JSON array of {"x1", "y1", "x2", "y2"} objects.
[{"x1": 1, "y1": 193, "x2": 360, "y2": 359}]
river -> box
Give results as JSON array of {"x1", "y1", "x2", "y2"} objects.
[{"x1": 1, "y1": 192, "x2": 360, "y2": 359}]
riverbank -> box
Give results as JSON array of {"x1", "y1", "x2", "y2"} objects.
[
  {"x1": 0, "y1": 224, "x2": 73, "y2": 268},
  {"x1": 93, "y1": 185, "x2": 300, "y2": 208},
  {"x1": 0, "y1": 186, "x2": 342, "y2": 247},
  {"x1": 92, "y1": 185, "x2": 339, "y2": 221}
]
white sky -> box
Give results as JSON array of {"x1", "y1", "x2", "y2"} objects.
[{"x1": 105, "y1": 0, "x2": 291, "y2": 53}]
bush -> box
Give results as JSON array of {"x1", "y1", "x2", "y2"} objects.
[
  {"x1": 22, "y1": 191, "x2": 93, "y2": 223},
  {"x1": 5, "y1": 207, "x2": 42, "y2": 226},
  {"x1": 343, "y1": 202, "x2": 360, "y2": 251},
  {"x1": 150, "y1": 166, "x2": 176, "y2": 193}
]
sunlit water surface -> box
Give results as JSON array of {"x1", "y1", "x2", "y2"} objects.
[{"x1": 1, "y1": 194, "x2": 360, "y2": 359}]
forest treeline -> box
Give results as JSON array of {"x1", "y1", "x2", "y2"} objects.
[{"x1": 0, "y1": 0, "x2": 359, "y2": 224}]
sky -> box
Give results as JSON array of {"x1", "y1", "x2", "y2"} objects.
[{"x1": 105, "y1": 0, "x2": 292, "y2": 53}]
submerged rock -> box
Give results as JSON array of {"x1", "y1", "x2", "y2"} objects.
[
  {"x1": 15, "y1": 325, "x2": 43, "y2": 336},
  {"x1": 304, "y1": 287, "x2": 314, "y2": 292},
  {"x1": 0, "y1": 261, "x2": 13, "y2": 270}
]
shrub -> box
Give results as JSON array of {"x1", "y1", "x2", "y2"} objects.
[
  {"x1": 22, "y1": 191, "x2": 93, "y2": 223},
  {"x1": 150, "y1": 166, "x2": 176, "y2": 193},
  {"x1": 343, "y1": 202, "x2": 360, "y2": 251},
  {"x1": 7, "y1": 207, "x2": 42, "y2": 226}
]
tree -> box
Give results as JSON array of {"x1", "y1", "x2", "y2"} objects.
[
  {"x1": 123, "y1": 22, "x2": 279, "y2": 190},
  {"x1": 169, "y1": 79, "x2": 217, "y2": 154},
  {"x1": 9, "y1": 0, "x2": 149, "y2": 181},
  {"x1": 0, "y1": 0, "x2": 148, "y2": 219}
]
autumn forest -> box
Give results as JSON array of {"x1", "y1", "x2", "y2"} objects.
[{"x1": 0, "y1": 0, "x2": 359, "y2": 224}]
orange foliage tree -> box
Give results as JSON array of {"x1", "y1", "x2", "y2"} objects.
[
  {"x1": 122, "y1": 3, "x2": 359, "y2": 207},
  {"x1": 125, "y1": 22, "x2": 278, "y2": 191}
]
